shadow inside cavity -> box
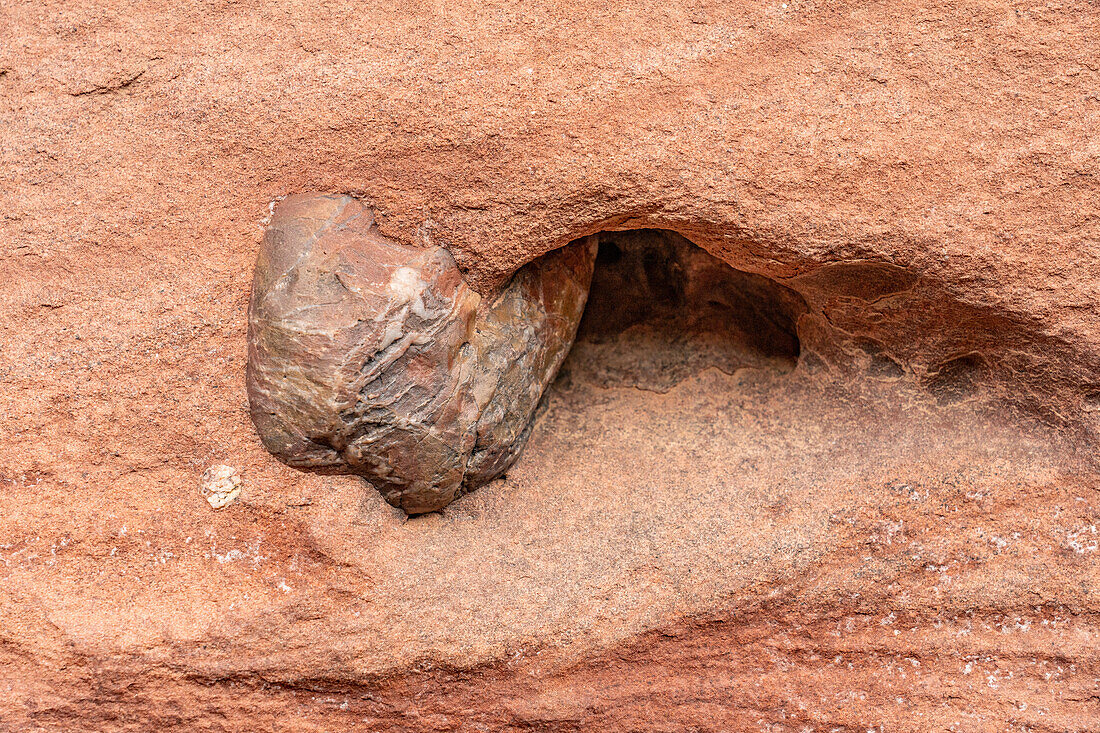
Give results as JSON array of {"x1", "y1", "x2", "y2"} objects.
[{"x1": 559, "y1": 230, "x2": 808, "y2": 393}]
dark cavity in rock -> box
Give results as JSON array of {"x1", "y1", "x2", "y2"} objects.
[{"x1": 560, "y1": 230, "x2": 808, "y2": 393}]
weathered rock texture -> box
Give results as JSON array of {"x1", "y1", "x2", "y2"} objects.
[
  {"x1": 247, "y1": 193, "x2": 594, "y2": 513},
  {"x1": 3, "y1": 0, "x2": 1100, "y2": 730}
]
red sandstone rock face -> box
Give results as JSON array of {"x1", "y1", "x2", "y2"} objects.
[{"x1": 3, "y1": 0, "x2": 1100, "y2": 730}]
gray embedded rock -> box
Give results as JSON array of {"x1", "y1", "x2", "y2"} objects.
[{"x1": 246, "y1": 193, "x2": 595, "y2": 513}]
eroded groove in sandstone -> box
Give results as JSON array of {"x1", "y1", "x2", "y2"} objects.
[
  {"x1": 247, "y1": 193, "x2": 596, "y2": 513},
  {"x1": 248, "y1": 197, "x2": 1100, "y2": 525}
]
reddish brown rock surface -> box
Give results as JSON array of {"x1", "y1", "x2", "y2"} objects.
[
  {"x1": 3, "y1": 0, "x2": 1100, "y2": 730},
  {"x1": 247, "y1": 193, "x2": 594, "y2": 513}
]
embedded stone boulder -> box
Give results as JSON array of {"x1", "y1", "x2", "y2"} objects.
[{"x1": 246, "y1": 193, "x2": 595, "y2": 513}]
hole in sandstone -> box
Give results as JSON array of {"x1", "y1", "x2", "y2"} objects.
[
  {"x1": 1084, "y1": 391, "x2": 1100, "y2": 412},
  {"x1": 852, "y1": 337, "x2": 905, "y2": 380},
  {"x1": 923, "y1": 352, "x2": 988, "y2": 404},
  {"x1": 559, "y1": 229, "x2": 807, "y2": 393}
]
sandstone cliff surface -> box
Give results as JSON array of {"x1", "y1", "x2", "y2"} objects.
[{"x1": 2, "y1": 0, "x2": 1100, "y2": 730}]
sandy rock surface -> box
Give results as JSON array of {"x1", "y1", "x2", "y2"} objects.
[{"x1": 2, "y1": 0, "x2": 1100, "y2": 730}]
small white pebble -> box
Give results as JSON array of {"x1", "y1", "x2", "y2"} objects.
[{"x1": 200, "y1": 465, "x2": 242, "y2": 509}]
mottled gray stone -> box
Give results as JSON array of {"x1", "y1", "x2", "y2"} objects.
[{"x1": 246, "y1": 193, "x2": 595, "y2": 513}]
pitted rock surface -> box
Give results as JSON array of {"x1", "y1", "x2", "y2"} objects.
[{"x1": 247, "y1": 193, "x2": 595, "y2": 513}]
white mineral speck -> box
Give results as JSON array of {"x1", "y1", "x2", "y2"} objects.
[
  {"x1": 388, "y1": 266, "x2": 425, "y2": 303},
  {"x1": 200, "y1": 465, "x2": 242, "y2": 509}
]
